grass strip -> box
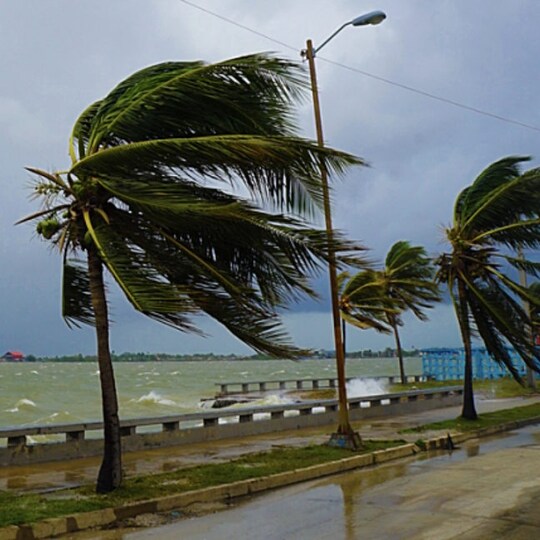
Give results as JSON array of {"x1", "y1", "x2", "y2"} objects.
[
  {"x1": 0, "y1": 440, "x2": 403, "y2": 528},
  {"x1": 403, "y1": 402, "x2": 540, "y2": 434},
  {"x1": 390, "y1": 377, "x2": 537, "y2": 398}
]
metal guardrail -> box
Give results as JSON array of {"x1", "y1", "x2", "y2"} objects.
[
  {"x1": 0, "y1": 386, "x2": 461, "y2": 449},
  {"x1": 215, "y1": 375, "x2": 429, "y2": 395}
]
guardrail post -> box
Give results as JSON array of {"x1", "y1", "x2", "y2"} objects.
[
  {"x1": 203, "y1": 417, "x2": 219, "y2": 427},
  {"x1": 313, "y1": 380, "x2": 319, "y2": 389},
  {"x1": 239, "y1": 413, "x2": 253, "y2": 423},
  {"x1": 7, "y1": 435, "x2": 26, "y2": 447},
  {"x1": 259, "y1": 382, "x2": 266, "y2": 392},
  {"x1": 271, "y1": 411, "x2": 284, "y2": 419},
  {"x1": 66, "y1": 430, "x2": 85, "y2": 442},
  {"x1": 163, "y1": 421, "x2": 180, "y2": 432},
  {"x1": 120, "y1": 426, "x2": 136, "y2": 436},
  {"x1": 241, "y1": 383, "x2": 249, "y2": 393},
  {"x1": 296, "y1": 380, "x2": 304, "y2": 389}
]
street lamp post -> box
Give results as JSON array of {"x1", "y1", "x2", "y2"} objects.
[{"x1": 302, "y1": 11, "x2": 386, "y2": 449}]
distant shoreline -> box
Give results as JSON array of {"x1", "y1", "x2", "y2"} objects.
[{"x1": 2, "y1": 350, "x2": 421, "y2": 363}]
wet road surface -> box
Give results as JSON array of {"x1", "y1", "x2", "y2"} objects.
[{"x1": 65, "y1": 424, "x2": 540, "y2": 539}]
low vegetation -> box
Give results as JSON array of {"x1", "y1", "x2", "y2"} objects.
[
  {"x1": 390, "y1": 377, "x2": 538, "y2": 398},
  {"x1": 403, "y1": 402, "x2": 540, "y2": 434},
  {"x1": 0, "y1": 440, "x2": 402, "y2": 528}
]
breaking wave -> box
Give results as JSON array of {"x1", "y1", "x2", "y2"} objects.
[
  {"x1": 5, "y1": 398, "x2": 37, "y2": 413},
  {"x1": 135, "y1": 391, "x2": 178, "y2": 407}
]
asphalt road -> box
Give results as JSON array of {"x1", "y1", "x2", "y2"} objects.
[{"x1": 69, "y1": 424, "x2": 540, "y2": 540}]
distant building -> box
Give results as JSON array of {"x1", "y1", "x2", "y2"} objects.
[{"x1": 2, "y1": 351, "x2": 25, "y2": 362}]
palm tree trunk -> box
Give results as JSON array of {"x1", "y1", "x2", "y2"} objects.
[
  {"x1": 457, "y1": 281, "x2": 478, "y2": 420},
  {"x1": 389, "y1": 316, "x2": 406, "y2": 384},
  {"x1": 87, "y1": 245, "x2": 123, "y2": 493}
]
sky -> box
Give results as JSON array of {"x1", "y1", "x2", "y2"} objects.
[{"x1": 2, "y1": 0, "x2": 540, "y2": 357}]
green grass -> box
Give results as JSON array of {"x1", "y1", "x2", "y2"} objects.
[
  {"x1": 403, "y1": 402, "x2": 540, "y2": 434},
  {"x1": 0, "y1": 440, "x2": 403, "y2": 528},
  {"x1": 390, "y1": 376, "x2": 538, "y2": 398}
]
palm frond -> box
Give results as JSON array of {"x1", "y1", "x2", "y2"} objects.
[
  {"x1": 70, "y1": 100, "x2": 102, "y2": 161},
  {"x1": 71, "y1": 135, "x2": 361, "y2": 214},
  {"x1": 458, "y1": 156, "x2": 530, "y2": 229},
  {"x1": 62, "y1": 257, "x2": 95, "y2": 328},
  {"x1": 85, "y1": 54, "x2": 307, "y2": 153}
]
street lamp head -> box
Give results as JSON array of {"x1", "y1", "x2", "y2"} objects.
[{"x1": 351, "y1": 10, "x2": 386, "y2": 26}]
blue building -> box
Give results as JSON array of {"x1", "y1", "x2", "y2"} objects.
[{"x1": 421, "y1": 347, "x2": 532, "y2": 381}]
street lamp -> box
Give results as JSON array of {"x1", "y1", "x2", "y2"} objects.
[{"x1": 302, "y1": 11, "x2": 386, "y2": 449}]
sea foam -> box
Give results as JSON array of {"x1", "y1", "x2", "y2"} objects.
[
  {"x1": 6, "y1": 398, "x2": 37, "y2": 413},
  {"x1": 346, "y1": 378, "x2": 388, "y2": 398},
  {"x1": 135, "y1": 391, "x2": 177, "y2": 407}
]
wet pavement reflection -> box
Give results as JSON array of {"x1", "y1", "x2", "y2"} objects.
[{"x1": 61, "y1": 424, "x2": 540, "y2": 539}]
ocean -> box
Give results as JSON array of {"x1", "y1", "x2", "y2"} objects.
[{"x1": 0, "y1": 357, "x2": 422, "y2": 428}]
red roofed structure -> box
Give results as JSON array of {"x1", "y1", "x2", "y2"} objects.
[{"x1": 2, "y1": 351, "x2": 25, "y2": 362}]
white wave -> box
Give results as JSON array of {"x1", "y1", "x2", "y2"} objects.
[
  {"x1": 346, "y1": 378, "x2": 388, "y2": 398},
  {"x1": 135, "y1": 391, "x2": 177, "y2": 407},
  {"x1": 5, "y1": 398, "x2": 37, "y2": 413},
  {"x1": 255, "y1": 393, "x2": 294, "y2": 406}
]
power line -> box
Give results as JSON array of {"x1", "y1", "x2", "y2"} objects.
[{"x1": 178, "y1": 0, "x2": 540, "y2": 133}]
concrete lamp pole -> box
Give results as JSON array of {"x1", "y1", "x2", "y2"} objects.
[{"x1": 301, "y1": 10, "x2": 386, "y2": 449}]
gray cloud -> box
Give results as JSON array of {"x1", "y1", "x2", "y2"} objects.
[{"x1": 2, "y1": 0, "x2": 539, "y2": 355}]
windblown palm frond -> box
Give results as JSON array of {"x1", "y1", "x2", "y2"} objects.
[{"x1": 340, "y1": 270, "x2": 394, "y2": 334}]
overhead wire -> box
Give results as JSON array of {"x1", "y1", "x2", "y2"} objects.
[{"x1": 178, "y1": 0, "x2": 540, "y2": 133}]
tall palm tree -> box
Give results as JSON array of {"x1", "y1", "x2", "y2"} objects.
[
  {"x1": 379, "y1": 241, "x2": 440, "y2": 384},
  {"x1": 20, "y1": 54, "x2": 362, "y2": 492},
  {"x1": 339, "y1": 242, "x2": 438, "y2": 383},
  {"x1": 436, "y1": 156, "x2": 540, "y2": 420},
  {"x1": 339, "y1": 269, "x2": 394, "y2": 358}
]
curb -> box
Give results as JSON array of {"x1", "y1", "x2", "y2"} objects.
[
  {"x1": 0, "y1": 443, "x2": 419, "y2": 539},
  {"x1": 419, "y1": 415, "x2": 540, "y2": 450},
  {"x1": 2, "y1": 415, "x2": 540, "y2": 539}
]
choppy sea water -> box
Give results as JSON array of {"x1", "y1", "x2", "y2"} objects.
[{"x1": 0, "y1": 358, "x2": 422, "y2": 428}]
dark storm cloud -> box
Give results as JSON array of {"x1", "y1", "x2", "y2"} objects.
[{"x1": 2, "y1": 1, "x2": 539, "y2": 355}]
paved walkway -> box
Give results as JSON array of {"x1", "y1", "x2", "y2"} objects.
[
  {"x1": 0, "y1": 395, "x2": 538, "y2": 494},
  {"x1": 108, "y1": 425, "x2": 540, "y2": 540}
]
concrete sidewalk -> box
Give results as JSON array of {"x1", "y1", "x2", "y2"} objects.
[{"x1": 1, "y1": 395, "x2": 538, "y2": 494}]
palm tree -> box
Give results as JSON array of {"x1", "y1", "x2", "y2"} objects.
[
  {"x1": 436, "y1": 156, "x2": 540, "y2": 420},
  {"x1": 378, "y1": 241, "x2": 440, "y2": 384},
  {"x1": 20, "y1": 54, "x2": 362, "y2": 492},
  {"x1": 339, "y1": 269, "x2": 394, "y2": 359},
  {"x1": 339, "y1": 242, "x2": 439, "y2": 384}
]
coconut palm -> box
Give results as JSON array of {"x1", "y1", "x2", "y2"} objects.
[
  {"x1": 339, "y1": 242, "x2": 439, "y2": 383},
  {"x1": 378, "y1": 241, "x2": 440, "y2": 384},
  {"x1": 339, "y1": 269, "x2": 395, "y2": 359},
  {"x1": 20, "y1": 54, "x2": 362, "y2": 492},
  {"x1": 436, "y1": 156, "x2": 540, "y2": 420}
]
